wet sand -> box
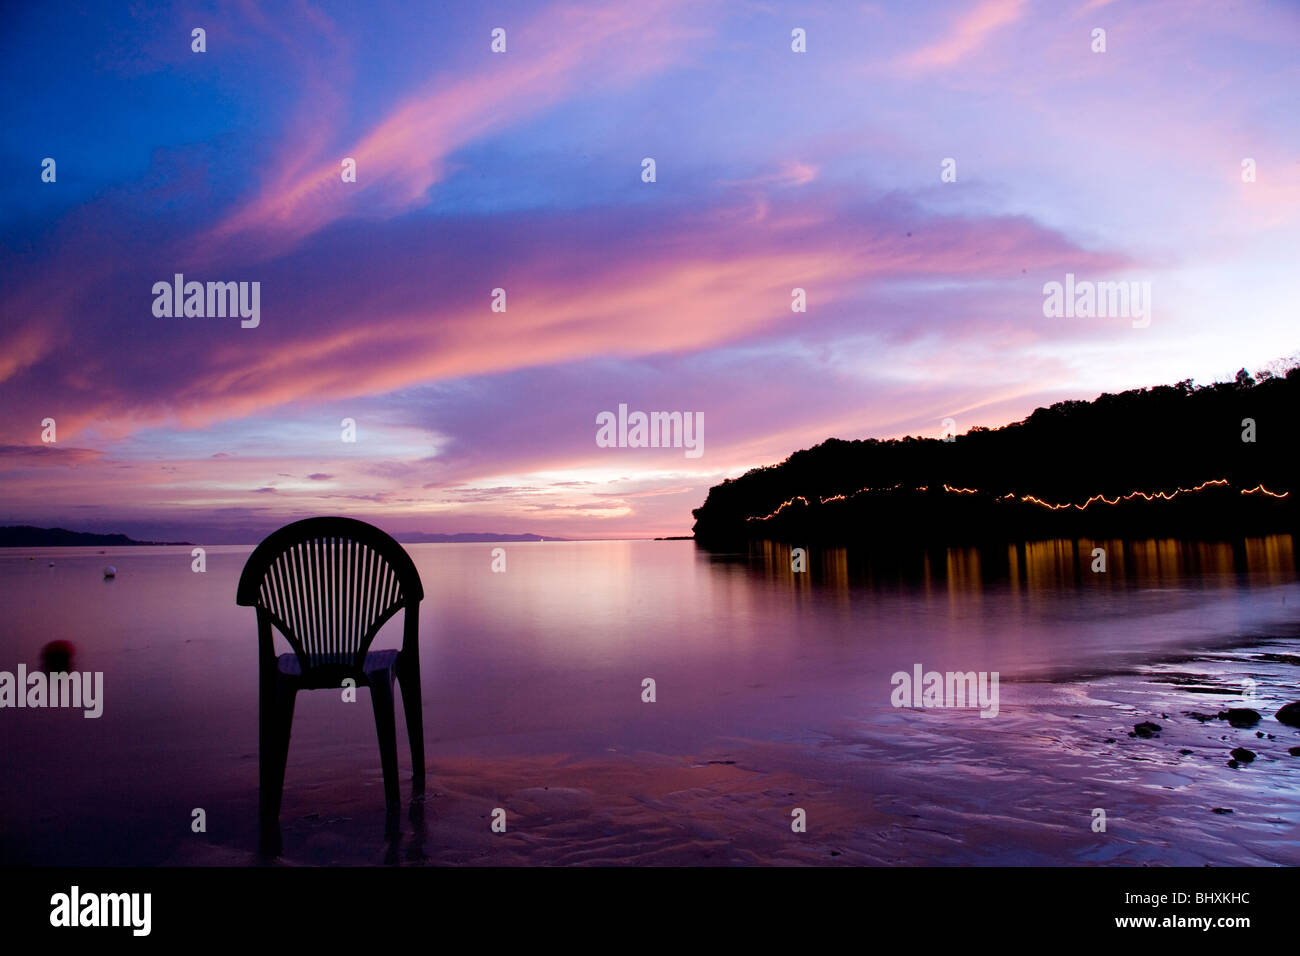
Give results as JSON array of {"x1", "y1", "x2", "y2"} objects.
[{"x1": 163, "y1": 633, "x2": 1300, "y2": 867}]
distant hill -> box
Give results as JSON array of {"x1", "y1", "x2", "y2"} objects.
[
  {"x1": 395, "y1": 532, "x2": 568, "y2": 543},
  {"x1": 692, "y1": 363, "x2": 1300, "y2": 546},
  {"x1": 0, "y1": 526, "x2": 565, "y2": 547},
  {"x1": 0, "y1": 526, "x2": 193, "y2": 547}
]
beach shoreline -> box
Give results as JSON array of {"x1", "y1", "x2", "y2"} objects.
[{"x1": 146, "y1": 630, "x2": 1299, "y2": 867}]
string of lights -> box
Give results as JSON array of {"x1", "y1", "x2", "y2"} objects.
[{"x1": 746, "y1": 478, "x2": 1289, "y2": 522}]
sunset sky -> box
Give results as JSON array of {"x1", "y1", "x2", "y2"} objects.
[{"x1": 2, "y1": 0, "x2": 1297, "y2": 542}]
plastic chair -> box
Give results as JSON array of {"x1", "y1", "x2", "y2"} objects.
[{"x1": 236, "y1": 517, "x2": 425, "y2": 834}]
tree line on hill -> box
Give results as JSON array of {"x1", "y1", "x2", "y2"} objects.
[{"x1": 691, "y1": 362, "x2": 1299, "y2": 547}]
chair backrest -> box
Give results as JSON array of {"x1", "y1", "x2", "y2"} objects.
[{"x1": 236, "y1": 517, "x2": 423, "y2": 672}]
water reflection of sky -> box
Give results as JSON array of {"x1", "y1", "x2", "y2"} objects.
[{"x1": 1, "y1": 537, "x2": 1296, "y2": 864}]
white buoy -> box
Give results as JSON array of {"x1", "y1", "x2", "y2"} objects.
[{"x1": 103, "y1": 566, "x2": 116, "y2": 578}]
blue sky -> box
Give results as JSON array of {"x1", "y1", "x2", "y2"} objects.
[{"x1": 2, "y1": 0, "x2": 1297, "y2": 541}]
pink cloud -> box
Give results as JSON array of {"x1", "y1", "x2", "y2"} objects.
[
  {"x1": 899, "y1": 0, "x2": 1028, "y2": 71},
  {"x1": 0, "y1": 193, "x2": 1125, "y2": 446},
  {"x1": 205, "y1": 0, "x2": 704, "y2": 256}
]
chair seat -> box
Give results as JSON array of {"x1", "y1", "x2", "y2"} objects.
[{"x1": 276, "y1": 648, "x2": 400, "y2": 678}]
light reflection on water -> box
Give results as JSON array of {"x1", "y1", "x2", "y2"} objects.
[{"x1": 1, "y1": 536, "x2": 1296, "y2": 864}]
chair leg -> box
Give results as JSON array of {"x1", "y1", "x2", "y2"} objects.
[
  {"x1": 260, "y1": 682, "x2": 296, "y2": 831},
  {"x1": 397, "y1": 654, "x2": 425, "y2": 793},
  {"x1": 370, "y1": 674, "x2": 400, "y2": 809}
]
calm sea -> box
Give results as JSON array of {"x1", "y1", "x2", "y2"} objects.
[{"x1": 2, "y1": 537, "x2": 1298, "y2": 865}]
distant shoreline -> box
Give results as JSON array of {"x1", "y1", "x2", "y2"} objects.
[
  {"x1": 0, "y1": 526, "x2": 193, "y2": 547},
  {"x1": 396, "y1": 532, "x2": 567, "y2": 543},
  {"x1": 0, "y1": 526, "x2": 692, "y2": 548}
]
